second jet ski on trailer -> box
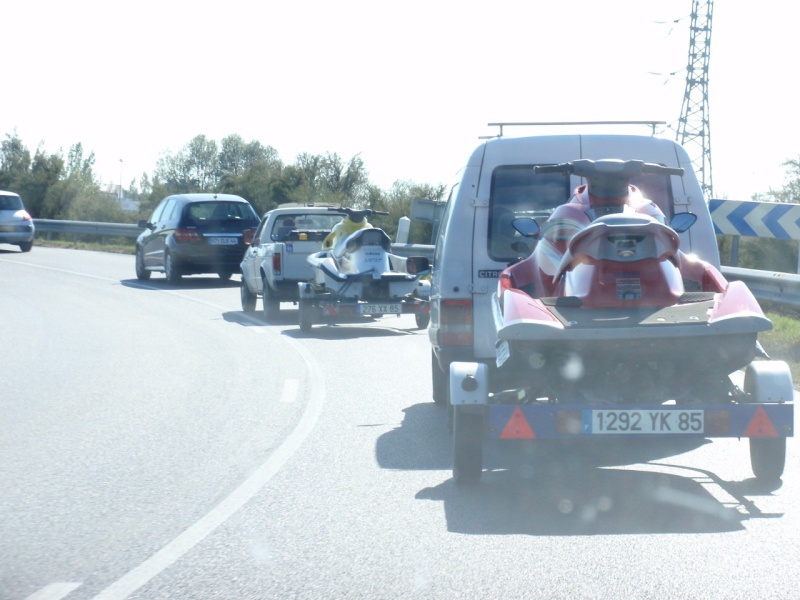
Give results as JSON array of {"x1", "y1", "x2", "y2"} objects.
[{"x1": 297, "y1": 207, "x2": 431, "y2": 331}]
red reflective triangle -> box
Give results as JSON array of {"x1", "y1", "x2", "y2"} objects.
[
  {"x1": 743, "y1": 406, "x2": 779, "y2": 437},
  {"x1": 500, "y1": 407, "x2": 536, "y2": 439}
]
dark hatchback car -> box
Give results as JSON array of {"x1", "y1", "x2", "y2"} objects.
[{"x1": 136, "y1": 193, "x2": 259, "y2": 283}]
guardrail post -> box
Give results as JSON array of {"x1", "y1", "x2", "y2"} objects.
[{"x1": 730, "y1": 236, "x2": 739, "y2": 267}]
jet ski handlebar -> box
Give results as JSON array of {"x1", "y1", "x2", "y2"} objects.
[
  {"x1": 328, "y1": 207, "x2": 390, "y2": 223},
  {"x1": 534, "y1": 159, "x2": 684, "y2": 179}
]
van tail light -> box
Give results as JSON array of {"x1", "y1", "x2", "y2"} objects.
[
  {"x1": 243, "y1": 228, "x2": 255, "y2": 245},
  {"x1": 273, "y1": 252, "x2": 281, "y2": 276},
  {"x1": 174, "y1": 229, "x2": 201, "y2": 242},
  {"x1": 440, "y1": 299, "x2": 473, "y2": 346}
]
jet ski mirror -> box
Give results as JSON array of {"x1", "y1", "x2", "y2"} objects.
[
  {"x1": 511, "y1": 217, "x2": 540, "y2": 238},
  {"x1": 406, "y1": 256, "x2": 430, "y2": 275},
  {"x1": 669, "y1": 212, "x2": 697, "y2": 233}
]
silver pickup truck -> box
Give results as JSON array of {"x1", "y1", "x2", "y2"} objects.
[{"x1": 240, "y1": 204, "x2": 343, "y2": 319}]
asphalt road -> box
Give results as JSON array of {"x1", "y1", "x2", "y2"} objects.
[{"x1": 1, "y1": 245, "x2": 798, "y2": 600}]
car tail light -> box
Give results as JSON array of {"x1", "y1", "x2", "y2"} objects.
[
  {"x1": 243, "y1": 228, "x2": 255, "y2": 245},
  {"x1": 174, "y1": 229, "x2": 201, "y2": 242},
  {"x1": 17, "y1": 210, "x2": 32, "y2": 221},
  {"x1": 440, "y1": 299, "x2": 473, "y2": 346},
  {"x1": 273, "y1": 253, "x2": 281, "y2": 276}
]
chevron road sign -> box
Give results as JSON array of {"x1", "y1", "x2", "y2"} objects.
[{"x1": 709, "y1": 199, "x2": 800, "y2": 239}]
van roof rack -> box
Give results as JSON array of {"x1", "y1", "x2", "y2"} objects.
[{"x1": 485, "y1": 121, "x2": 666, "y2": 138}]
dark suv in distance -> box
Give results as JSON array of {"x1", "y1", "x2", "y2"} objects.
[{"x1": 136, "y1": 193, "x2": 259, "y2": 283}]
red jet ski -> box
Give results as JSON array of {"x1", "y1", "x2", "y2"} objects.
[{"x1": 492, "y1": 159, "x2": 772, "y2": 405}]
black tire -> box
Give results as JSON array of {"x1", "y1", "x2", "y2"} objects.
[
  {"x1": 262, "y1": 278, "x2": 280, "y2": 320},
  {"x1": 431, "y1": 350, "x2": 448, "y2": 405},
  {"x1": 218, "y1": 270, "x2": 233, "y2": 281},
  {"x1": 165, "y1": 252, "x2": 181, "y2": 284},
  {"x1": 453, "y1": 408, "x2": 484, "y2": 484},
  {"x1": 299, "y1": 296, "x2": 314, "y2": 332},
  {"x1": 750, "y1": 437, "x2": 786, "y2": 481},
  {"x1": 240, "y1": 279, "x2": 257, "y2": 314},
  {"x1": 415, "y1": 311, "x2": 431, "y2": 330},
  {"x1": 135, "y1": 247, "x2": 150, "y2": 280},
  {"x1": 18, "y1": 241, "x2": 33, "y2": 253}
]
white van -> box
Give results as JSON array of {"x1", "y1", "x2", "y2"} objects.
[{"x1": 428, "y1": 130, "x2": 720, "y2": 403}]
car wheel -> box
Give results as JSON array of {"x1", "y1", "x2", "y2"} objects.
[
  {"x1": 262, "y1": 278, "x2": 280, "y2": 320},
  {"x1": 431, "y1": 350, "x2": 448, "y2": 405},
  {"x1": 165, "y1": 252, "x2": 182, "y2": 284},
  {"x1": 415, "y1": 311, "x2": 430, "y2": 330},
  {"x1": 218, "y1": 270, "x2": 233, "y2": 281},
  {"x1": 241, "y1": 279, "x2": 257, "y2": 314},
  {"x1": 18, "y1": 241, "x2": 33, "y2": 252},
  {"x1": 135, "y1": 247, "x2": 151, "y2": 280}
]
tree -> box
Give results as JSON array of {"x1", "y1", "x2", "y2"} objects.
[{"x1": 766, "y1": 157, "x2": 800, "y2": 204}]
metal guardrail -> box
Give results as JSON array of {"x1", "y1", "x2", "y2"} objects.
[
  {"x1": 721, "y1": 267, "x2": 800, "y2": 310},
  {"x1": 34, "y1": 219, "x2": 143, "y2": 241},
  {"x1": 32, "y1": 220, "x2": 800, "y2": 309}
]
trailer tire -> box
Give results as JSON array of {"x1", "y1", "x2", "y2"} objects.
[
  {"x1": 750, "y1": 437, "x2": 786, "y2": 481},
  {"x1": 415, "y1": 312, "x2": 430, "y2": 330},
  {"x1": 453, "y1": 408, "x2": 483, "y2": 484},
  {"x1": 299, "y1": 296, "x2": 314, "y2": 332},
  {"x1": 262, "y1": 278, "x2": 280, "y2": 321}
]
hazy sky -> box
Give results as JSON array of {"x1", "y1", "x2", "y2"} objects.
[{"x1": 3, "y1": 1, "x2": 797, "y2": 200}]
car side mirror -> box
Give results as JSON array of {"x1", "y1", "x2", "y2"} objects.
[{"x1": 512, "y1": 217, "x2": 540, "y2": 238}]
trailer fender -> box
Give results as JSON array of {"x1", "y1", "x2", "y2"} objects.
[
  {"x1": 450, "y1": 362, "x2": 489, "y2": 406},
  {"x1": 744, "y1": 360, "x2": 794, "y2": 403}
]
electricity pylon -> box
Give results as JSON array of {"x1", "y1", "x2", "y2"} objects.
[{"x1": 676, "y1": 0, "x2": 714, "y2": 198}]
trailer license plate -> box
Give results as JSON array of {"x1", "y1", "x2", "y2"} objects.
[
  {"x1": 359, "y1": 303, "x2": 401, "y2": 314},
  {"x1": 208, "y1": 237, "x2": 238, "y2": 245},
  {"x1": 587, "y1": 409, "x2": 704, "y2": 434}
]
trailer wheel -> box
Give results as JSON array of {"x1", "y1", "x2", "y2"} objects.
[
  {"x1": 299, "y1": 296, "x2": 314, "y2": 332},
  {"x1": 453, "y1": 408, "x2": 483, "y2": 484},
  {"x1": 750, "y1": 437, "x2": 786, "y2": 481},
  {"x1": 415, "y1": 311, "x2": 430, "y2": 330}
]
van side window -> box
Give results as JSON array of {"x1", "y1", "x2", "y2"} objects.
[
  {"x1": 630, "y1": 173, "x2": 675, "y2": 221},
  {"x1": 488, "y1": 166, "x2": 570, "y2": 262}
]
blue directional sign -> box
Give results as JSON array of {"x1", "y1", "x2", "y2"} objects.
[{"x1": 709, "y1": 199, "x2": 800, "y2": 239}]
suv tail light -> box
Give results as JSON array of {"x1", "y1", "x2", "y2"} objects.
[
  {"x1": 440, "y1": 299, "x2": 473, "y2": 346},
  {"x1": 174, "y1": 229, "x2": 201, "y2": 242},
  {"x1": 243, "y1": 228, "x2": 256, "y2": 245}
]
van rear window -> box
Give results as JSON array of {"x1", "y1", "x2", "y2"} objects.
[{"x1": 488, "y1": 166, "x2": 570, "y2": 262}]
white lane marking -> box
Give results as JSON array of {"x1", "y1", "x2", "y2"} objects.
[
  {"x1": 280, "y1": 379, "x2": 300, "y2": 403},
  {"x1": 91, "y1": 319, "x2": 324, "y2": 599},
  {"x1": 24, "y1": 582, "x2": 82, "y2": 600}
]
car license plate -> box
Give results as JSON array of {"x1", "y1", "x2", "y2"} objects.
[
  {"x1": 358, "y1": 303, "x2": 401, "y2": 315},
  {"x1": 208, "y1": 237, "x2": 238, "y2": 245},
  {"x1": 586, "y1": 409, "x2": 704, "y2": 434},
  {"x1": 0, "y1": 225, "x2": 13, "y2": 232}
]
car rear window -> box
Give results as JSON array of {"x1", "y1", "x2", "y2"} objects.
[
  {"x1": 183, "y1": 201, "x2": 258, "y2": 230},
  {"x1": 0, "y1": 195, "x2": 23, "y2": 210},
  {"x1": 489, "y1": 166, "x2": 571, "y2": 262},
  {"x1": 270, "y1": 213, "x2": 343, "y2": 241}
]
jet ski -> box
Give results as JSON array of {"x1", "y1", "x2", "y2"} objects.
[
  {"x1": 492, "y1": 159, "x2": 772, "y2": 405},
  {"x1": 298, "y1": 207, "x2": 431, "y2": 331}
]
